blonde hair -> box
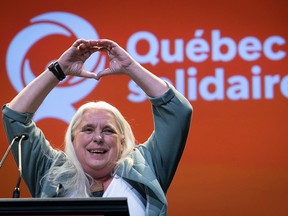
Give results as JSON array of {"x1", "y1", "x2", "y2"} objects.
[{"x1": 45, "y1": 101, "x2": 135, "y2": 197}]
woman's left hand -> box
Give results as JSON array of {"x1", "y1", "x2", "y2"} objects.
[{"x1": 92, "y1": 39, "x2": 136, "y2": 80}]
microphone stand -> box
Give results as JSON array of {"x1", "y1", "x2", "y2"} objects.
[
  {"x1": 0, "y1": 136, "x2": 19, "y2": 168},
  {"x1": 0, "y1": 134, "x2": 28, "y2": 198},
  {"x1": 12, "y1": 134, "x2": 26, "y2": 198}
]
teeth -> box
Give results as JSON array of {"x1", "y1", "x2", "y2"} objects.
[{"x1": 89, "y1": 150, "x2": 106, "y2": 154}]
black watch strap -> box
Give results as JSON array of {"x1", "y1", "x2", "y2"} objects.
[{"x1": 48, "y1": 61, "x2": 66, "y2": 81}]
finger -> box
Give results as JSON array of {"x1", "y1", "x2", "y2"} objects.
[
  {"x1": 92, "y1": 46, "x2": 107, "y2": 52},
  {"x1": 72, "y1": 39, "x2": 88, "y2": 48},
  {"x1": 78, "y1": 42, "x2": 91, "y2": 50},
  {"x1": 74, "y1": 39, "x2": 97, "y2": 51},
  {"x1": 95, "y1": 68, "x2": 111, "y2": 80},
  {"x1": 80, "y1": 70, "x2": 98, "y2": 79},
  {"x1": 95, "y1": 39, "x2": 117, "y2": 49}
]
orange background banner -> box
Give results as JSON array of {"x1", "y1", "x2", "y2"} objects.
[{"x1": 0, "y1": 0, "x2": 287, "y2": 215}]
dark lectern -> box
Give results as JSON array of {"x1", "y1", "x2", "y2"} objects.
[{"x1": 0, "y1": 198, "x2": 129, "y2": 215}]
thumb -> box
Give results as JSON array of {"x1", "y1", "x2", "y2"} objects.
[
  {"x1": 95, "y1": 68, "x2": 111, "y2": 80},
  {"x1": 80, "y1": 70, "x2": 98, "y2": 79}
]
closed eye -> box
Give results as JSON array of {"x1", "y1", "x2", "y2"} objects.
[
  {"x1": 102, "y1": 127, "x2": 116, "y2": 135},
  {"x1": 82, "y1": 125, "x2": 94, "y2": 133}
]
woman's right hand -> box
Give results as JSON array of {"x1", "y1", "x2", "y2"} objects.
[{"x1": 57, "y1": 39, "x2": 100, "y2": 79}]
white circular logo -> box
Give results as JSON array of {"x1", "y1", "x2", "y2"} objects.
[{"x1": 6, "y1": 12, "x2": 106, "y2": 123}]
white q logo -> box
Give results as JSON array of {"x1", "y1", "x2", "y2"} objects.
[{"x1": 6, "y1": 12, "x2": 105, "y2": 123}]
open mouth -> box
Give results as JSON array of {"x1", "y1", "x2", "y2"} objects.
[{"x1": 88, "y1": 149, "x2": 107, "y2": 154}]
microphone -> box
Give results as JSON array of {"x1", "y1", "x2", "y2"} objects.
[
  {"x1": 12, "y1": 134, "x2": 28, "y2": 198},
  {"x1": 56, "y1": 183, "x2": 64, "y2": 197},
  {"x1": 15, "y1": 134, "x2": 29, "y2": 142}
]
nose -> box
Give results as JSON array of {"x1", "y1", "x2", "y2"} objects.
[{"x1": 93, "y1": 134, "x2": 103, "y2": 144}]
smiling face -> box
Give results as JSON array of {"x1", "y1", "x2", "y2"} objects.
[{"x1": 72, "y1": 108, "x2": 124, "y2": 180}]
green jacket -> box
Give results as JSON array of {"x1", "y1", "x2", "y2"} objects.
[{"x1": 2, "y1": 85, "x2": 192, "y2": 215}]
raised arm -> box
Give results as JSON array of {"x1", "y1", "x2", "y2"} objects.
[
  {"x1": 94, "y1": 39, "x2": 192, "y2": 191},
  {"x1": 8, "y1": 39, "x2": 99, "y2": 113}
]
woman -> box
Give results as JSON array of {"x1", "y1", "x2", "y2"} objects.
[{"x1": 2, "y1": 39, "x2": 192, "y2": 215}]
